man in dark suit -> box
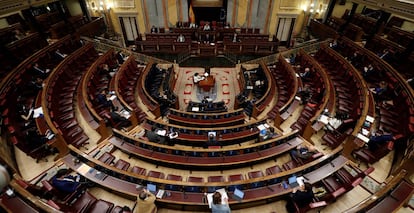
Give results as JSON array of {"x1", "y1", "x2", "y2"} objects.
[
  {"x1": 146, "y1": 126, "x2": 166, "y2": 144},
  {"x1": 285, "y1": 182, "x2": 315, "y2": 213},
  {"x1": 51, "y1": 169, "x2": 81, "y2": 194}
]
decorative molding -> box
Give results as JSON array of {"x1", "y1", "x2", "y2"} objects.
[
  {"x1": 279, "y1": 0, "x2": 300, "y2": 10},
  {"x1": 115, "y1": 0, "x2": 135, "y2": 8}
]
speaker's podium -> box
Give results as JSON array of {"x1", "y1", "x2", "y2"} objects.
[{"x1": 198, "y1": 75, "x2": 215, "y2": 92}]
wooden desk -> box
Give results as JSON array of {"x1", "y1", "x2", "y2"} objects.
[
  {"x1": 0, "y1": 193, "x2": 39, "y2": 213},
  {"x1": 198, "y1": 75, "x2": 215, "y2": 92},
  {"x1": 63, "y1": 151, "x2": 348, "y2": 210},
  {"x1": 304, "y1": 155, "x2": 348, "y2": 184}
]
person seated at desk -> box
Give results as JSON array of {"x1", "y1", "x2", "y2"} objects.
[
  {"x1": 367, "y1": 130, "x2": 395, "y2": 151},
  {"x1": 370, "y1": 81, "x2": 392, "y2": 102},
  {"x1": 100, "y1": 63, "x2": 116, "y2": 79},
  {"x1": 189, "y1": 22, "x2": 197, "y2": 28},
  {"x1": 211, "y1": 191, "x2": 231, "y2": 213},
  {"x1": 29, "y1": 77, "x2": 44, "y2": 94},
  {"x1": 193, "y1": 72, "x2": 205, "y2": 84},
  {"x1": 14, "y1": 29, "x2": 26, "y2": 40},
  {"x1": 96, "y1": 89, "x2": 117, "y2": 111},
  {"x1": 232, "y1": 33, "x2": 239, "y2": 42},
  {"x1": 299, "y1": 67, "x2": 311, "y2": 81},
  {"x1": 150, "y1": 25, "x2": 158, "y2": 33},
  {"x1": 107, "y1": 108, "x2": 132, "y2": 129},
  {"x1": 259, "y1": 127, "x2": 276, "y2": 141},
  {"x1": 146, "y1": 126, "x2": 166, "y2": 144},
  {"x1": 203, "y1": 22, "x2": 211, "y2": 31},
  {"x1": 177, "y1": 34, "x2": 185, "y2": 42},
  {"x1": 290, "y1": 144, "x2": 317, "y2": 160},
  {"x1": 51, "y1": 169, "x2": 82, "y2": 194},
  {"x1": 297, "y1": 85, "x2": 312, "y2": 105},
  {"x1": 24, "y1": 127, "x2": 49, "y2": 150},
  {"x1": 116, "y1": 51, "x2": 127, "y2": 64},
  {"x1": 285, "y1": 182, "x2": 315, "y2": 213},
  {"x1": 17, "y1": 97, "x2": 34, "y2": 129},
  {"x1": 204, "y1": 133, "x2": 221, "y2": 148},
  {"x1": 135, "y1": 188, "x2": 157, "y2": 213}
]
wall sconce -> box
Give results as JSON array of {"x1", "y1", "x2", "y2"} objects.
[{"x1": 302, "y1": 2, "x2": 315, "y2": 13}]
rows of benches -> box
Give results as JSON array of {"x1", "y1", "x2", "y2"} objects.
[
  {"x1": 168, "y1": 108, "x2": 245, "y2": 127},
  {"x1": 110, "y1": 129, "x2": 299, "y2": 169},
  {"x1": 0, "y1": 35, "x2": 81, "y2": 161},
  {"x1": 44, "y1": 43, "x2": 98, "y2": 150}
]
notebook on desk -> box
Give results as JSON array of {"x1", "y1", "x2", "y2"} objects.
[{"x1": 288, "y1": 176, "x2": 299, "y2": 188}]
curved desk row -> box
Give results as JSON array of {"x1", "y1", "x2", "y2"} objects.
[
  {"x1": 63, "y1": 147, "x2": 347, "y2": 210},
  {"x1": 110, "y1": 129, "x2": 300, "y2": 169}
]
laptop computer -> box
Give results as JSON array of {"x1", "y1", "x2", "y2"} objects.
[
  {"x1": 147, "y1": 183, "x2": 157, "y2": 194},
  {"x1": 232, "y1": 188, "x2": 245, "y2": 201},
  {"x1": 288, "y1": 176, "x2": 299, "y2": 188}
]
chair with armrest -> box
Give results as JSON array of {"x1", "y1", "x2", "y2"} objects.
[
  {"x1": 321, "y1": 176, "x2": 347, "y2": 202},
  {"x1": 165, "y1": 174, "x2": 183, "y2": 191},
  {"x1": 98, "y1": 152, "x2": 115, "y2": 165},
  {"x1": 228, "y1": 174, "x2": 244, "y2": 191},
  {"x1": 87, "y1": 199, "x2": 115, "y2": 213},
  {"x1": 147, "y1": 170, "x2": 165, "y2": 179},
  {"x1": 266, "y1": 165, "x2": 282, "y2": 184},
  {"x1": 185, "y1": 176, "x2": 204, "y2": 192},
  {"x1": 47, "y1": 191, "x2": 97, "y2": 213},
  {"x1": 207, "y1": 176, "x2": 225, "y2": 192},
  {"x1": 248, "y1": 170, "x2": 265, "y2": 188},
  {"x1": 114, "y1": 159, "x2": 130, "y2": 171}
]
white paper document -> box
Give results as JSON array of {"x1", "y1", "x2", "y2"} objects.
[
  {"x1": 33, "y1": 107, "x2": 43, "y2": 118},
  {"x1": 357, "y1": 133, "x2": 370, "y2": 143}
]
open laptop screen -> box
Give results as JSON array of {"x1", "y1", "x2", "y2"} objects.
[
  {"x1": 147, "y1": 183, "x2": 157, "y2": 193},
  {"x1": 233, "y1": 188, "x2": 244, "y2": 200},
  {"x1": 288, "y1": 176, "x2": 299, "y2": 188}
]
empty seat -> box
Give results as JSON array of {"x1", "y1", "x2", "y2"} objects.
[
  {"x1": 228, "y1": 174, "x2": 244, "y2": 191},
  {"x1": 98, "y1": 152, "x2": 115, "y2": 165},
  {"x1": 248, "y1": 170, "x2": 265, "y2": 188},
  {"x1": 165, "y1": 174, "x2": 183, "y2": 191},
  {"x1": 185, "y1": 176, "x2": 204, "y2": 192},
  {"x1": 88, "y1": 199, "x2": 114, "y2": 213},
  {"x1": 207, "y1": 176, "x2": 225, "y2": 192},
  {"x1": 147, "y1": 170, "x2": 165, "y2": 179},
  {"x1": 266, "y1": 165, "x2": 283, "y2": 184},
  {"x1": 114, "y1": 159, "x2": 130, "y2": 171}
]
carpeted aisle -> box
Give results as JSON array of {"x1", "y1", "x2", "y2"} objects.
[{"x1": 174, "y1": 67, "x2": 239, "y2": 111}]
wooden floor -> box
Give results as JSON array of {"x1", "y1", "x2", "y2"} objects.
[{"x1": 14, "y1": 63, "x2": 414, "y2": 213}]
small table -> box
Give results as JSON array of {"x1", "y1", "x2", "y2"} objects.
[{"x1": 198, "y1": 76, "x2": 215, "y2": 91}]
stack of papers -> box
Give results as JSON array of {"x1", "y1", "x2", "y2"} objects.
[
  {"x1": 366, "y1": 115, "x2": 375, "y2": 123},
  {"x1": 156, "y1": 129, "x2": 167, "y2": 136},
  {"x1": 357, "y1": 133, "x2": 370, "y2": 143},
  {"x1": 319, "y1": 115, "x2": 329, "y2": 124},
  {"x1": 33, "y1": 107, "x2": 43, "y2": 118}
]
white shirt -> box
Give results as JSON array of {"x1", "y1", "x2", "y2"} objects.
[{"x1": 193, "y1": 75, "x2": 205, "y2": 83}]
